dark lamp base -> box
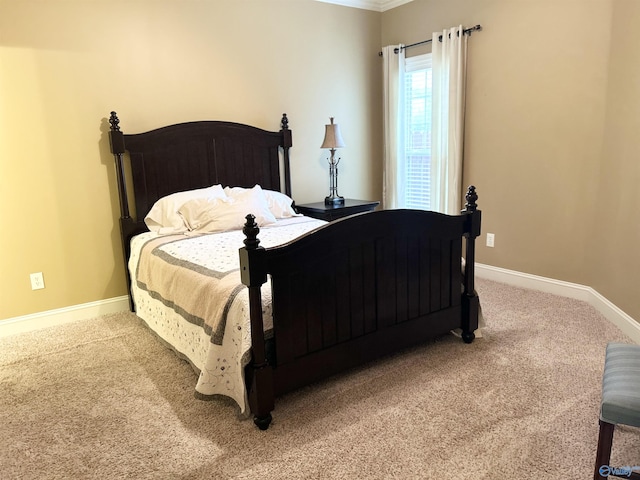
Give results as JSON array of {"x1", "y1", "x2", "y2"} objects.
[{"x1": 324, "y1": 195, "x2": 345, "y2": 206}]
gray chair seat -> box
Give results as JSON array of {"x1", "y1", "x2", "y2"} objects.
[
  {"x1": 594, "y1": 342, "x2": 640, "y2": 479},
  {"x1": 601, "y1": 343, "x2": 640, "y2": 427}
]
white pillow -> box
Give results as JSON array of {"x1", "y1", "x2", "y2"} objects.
[
  {"x1": 263, "y1": 190, "x2": 300, "y2": 218},
  {"x1": 144, "y1": 184, "x2": 227, "y2": 234},
  {"x1": 224, "y1": 186, "x2": 299, "y2": 219},
  {"x1": 180, "y1": 185, "x2": 277, "y2": 233}
]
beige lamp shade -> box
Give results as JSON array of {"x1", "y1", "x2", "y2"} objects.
[{"x1": 321, "y1": 117, "x2": 345, "y2": 149}]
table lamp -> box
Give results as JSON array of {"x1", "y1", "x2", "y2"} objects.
[{"x1": 321, "y1": 117, "x2": 346, "y2": 206}]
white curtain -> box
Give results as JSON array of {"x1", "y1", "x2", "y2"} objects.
[
  {"x1": 431, "y1": 25, "x2": 468, "y2": 215},
  {"x1": 381, "y1": 45, "x2": 405, "y2": 210}
]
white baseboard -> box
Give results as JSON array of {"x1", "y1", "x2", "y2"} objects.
[
  {"x1": 2, "y1": 265, "x2": 639, "y2": 344},
  {"x1": 476, "y1": 263, "x2": 640, "y2": 344},
  {"x1": 0, "y1": 295, "x2": 130, "y2": 338}
]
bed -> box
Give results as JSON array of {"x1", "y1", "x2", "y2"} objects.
[{"x1": 108, "y1": 111, "x2": 482, "y2": 430}]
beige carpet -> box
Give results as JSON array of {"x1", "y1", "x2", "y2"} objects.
[{"x1": 1, "y1": 278, "x2": 639, "y2": 479}]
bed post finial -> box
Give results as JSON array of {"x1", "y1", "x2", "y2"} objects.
[
  {"x1": 464, "y1": 185, "x2": 478, "y2": 212},
  {"x1": 109, "y1": 111, "x2": 121, "y2": 132},
  {"x1": 242, "y1": 214, "x2": 261, "y2": 250},
  {"x1": 281, "y1": 113, "x2": 289, "y2": 131}
]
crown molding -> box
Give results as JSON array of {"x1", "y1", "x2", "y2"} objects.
[{"x1": 314, "y1": 0, "x2": 414, "y2": 12}]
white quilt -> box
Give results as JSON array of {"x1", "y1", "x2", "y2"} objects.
[{"x1": 129, "y1": 216, "x2": 326, "y2": 414}]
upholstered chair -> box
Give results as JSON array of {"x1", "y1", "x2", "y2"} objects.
[{"x1": 594, "y1": 343, "x2": 640, "y2": 480}]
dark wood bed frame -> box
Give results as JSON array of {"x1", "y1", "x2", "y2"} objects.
[{"x1": 108, "y1": 111, "x2": 481, "y2": 430}]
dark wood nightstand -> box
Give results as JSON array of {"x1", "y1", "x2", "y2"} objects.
[{"x1": 295, "y1": 199, "x2": 380, "y2": 222}]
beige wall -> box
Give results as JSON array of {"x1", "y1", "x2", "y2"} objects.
[
  {"x1": 0, "y1": 0, "x2": 382, "y2": 319},
  {"x1": 383, "y1": 0, "x2": 639, "y2": 321},
  {"x1": 589, "y1": 0, "x2": 640, "y2": 320},
  {"x1": 3, "y1": 0, "x2": 638, "y2": 324}
]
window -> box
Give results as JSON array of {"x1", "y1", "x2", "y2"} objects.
[{"x1": 403, "y1": 54, "x2": 432, "y2": 210}]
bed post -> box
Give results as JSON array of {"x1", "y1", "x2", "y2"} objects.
[
  {"x1": 108, "y1": 112, "x2": 130, "y2": 220},
  {"x1": 239, "y1": 215, "x2": 275, "y2": 430},
  {"x1": 109, "y1": 111, "x2": 136, "y2": 311},
  {"x1": 280, "y1": 113, "x2": 292, "y2": 198},
  {"x1": 461, "y1": 186, "x2": 481, "y2": 344}
]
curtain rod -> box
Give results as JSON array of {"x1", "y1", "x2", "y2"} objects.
[{"x1": 378, "y1": 24, "x2": 482, "y2": 57}]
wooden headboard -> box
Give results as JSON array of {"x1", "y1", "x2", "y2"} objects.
[{"x1": 107, "y1": 112, "x2": 293, "y2": 296}]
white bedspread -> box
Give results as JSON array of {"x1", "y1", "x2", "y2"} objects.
[{"x1": 129, "y1": 216, "x2": 326, "y2": 414}]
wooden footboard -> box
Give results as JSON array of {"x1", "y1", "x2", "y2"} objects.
[{"x1": 240, "y1": 187, "x2": 481, "y2": 429}]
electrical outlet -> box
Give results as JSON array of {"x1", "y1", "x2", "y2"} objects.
[
  {"x1": 30, "y1": 272, "x2": 45, "y2": 290},
  {"x1": 486, "y1": 233, "x2": 495, "y2": 248}
]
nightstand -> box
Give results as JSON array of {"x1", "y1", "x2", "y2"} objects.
[{"x1": 295, "y1": 199, "x2": 380, "y2": 222}]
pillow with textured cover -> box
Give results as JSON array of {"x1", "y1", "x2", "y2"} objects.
[
  {"x1": 264, "y1": 190, "x2": 300, "y2": 218},
  {"x1": 179, "y1": 184, "x2": 277, "y2": 233},
  {"x1": 224, "y1": 186, "x2": 300, "y2": 219},
  {"x1": 144, "y1": 184, "x2": 227, "y2": 234}
]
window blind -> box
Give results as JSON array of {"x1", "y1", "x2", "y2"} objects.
[{"x1": 403, "y1": 54, "x2": 432, "y2": 210}]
